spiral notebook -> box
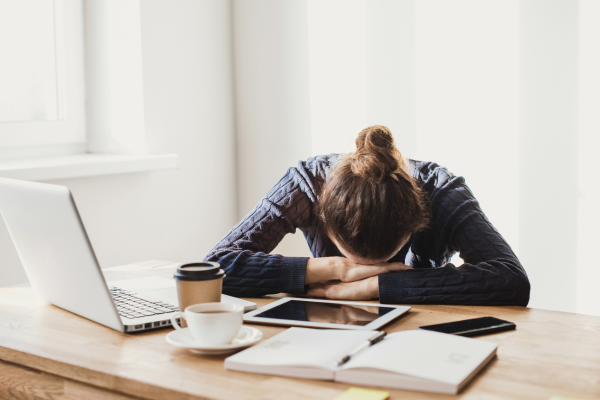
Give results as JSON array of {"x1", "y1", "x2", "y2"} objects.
[{"x1": 225, "y1": 327, "x2": 497, "y2": 394}]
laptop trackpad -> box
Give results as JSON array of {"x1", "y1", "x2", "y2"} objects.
[
  {"x1": 108, "y1": 276, "x2": 179, "y2": 305},
  {"x1": 136, "y1": 287, "x2": 179, "y2": 305},
  {"x1": 108, "y1": 276, "x2": 175, "y2": 291}
]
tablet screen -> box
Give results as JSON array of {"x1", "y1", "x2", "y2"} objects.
[{"x1": 254, "y1": 300, "x2": 396, "y2": 326}]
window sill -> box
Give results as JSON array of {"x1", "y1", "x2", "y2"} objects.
[{"x1": 0, "y1": 153, "x2": 179, "y2": 181}]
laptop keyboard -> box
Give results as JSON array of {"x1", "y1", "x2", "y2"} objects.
[{"x1": 109, "y1": 287, "x2": 179, "y2": 319}]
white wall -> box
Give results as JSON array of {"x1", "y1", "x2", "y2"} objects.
[
  {"x1": 577, "y1": 0, "x2": 600, "y2": 316},
  {"x1": 414, "y1": 0, "x2": 520, "y2": 257},
  {"x1": 232, "y1": 0, "x2": 313, "y2": 257},
  {"x1": 0, "y1": 0, "x2": 238, "y2": 286},
  {"x1": 234, "y1": 0, "x2": 420, "y2": 258},
  {"x1": 518, "y1": 0, "x2": 579, "y2": 313},
  {"x1": 366, "y1": 0, "x2": 416, "y2": 157},
  {"x1": 229, "y1": 0, "x2": 597, "y2": 316}
]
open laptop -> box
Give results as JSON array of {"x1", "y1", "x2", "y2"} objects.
[{"x1": 0, "y1": 177, "x2": 256, "y2": 333}]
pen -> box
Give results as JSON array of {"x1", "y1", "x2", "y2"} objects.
[{"x1": 336, "y1": 331, "x2": 388, "y2": 367}]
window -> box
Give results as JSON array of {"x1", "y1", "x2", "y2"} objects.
[
  {"x1": 0, "y1": 0, "x2": 86, "y2": 158},
  {"x1": 0, "y1": 0, "x2": 178, "y2": 180}
]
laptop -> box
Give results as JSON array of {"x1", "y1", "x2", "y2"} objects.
[{"x1": 0, "y1": 177, "x2": 256, "y2": 333}]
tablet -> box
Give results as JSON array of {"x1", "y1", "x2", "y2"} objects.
[{"x1": 243, "y1": 297, "x2": 411, "y2": 330}]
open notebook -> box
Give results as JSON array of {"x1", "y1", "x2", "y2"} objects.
[{"x1": 225, "y1": 327, "x2": 498, "y2": 394}]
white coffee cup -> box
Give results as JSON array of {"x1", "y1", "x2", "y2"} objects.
[{"x1": 171, "y1": 302, "x2": 244, "y2": 346}]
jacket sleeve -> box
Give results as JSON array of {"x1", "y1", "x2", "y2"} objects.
[
  {"x1": 378, "y1": 174, "x2": 531, "y2": 306},
  {"x1": 203, "y1": 166, "x2": 314, "y2": 297}
]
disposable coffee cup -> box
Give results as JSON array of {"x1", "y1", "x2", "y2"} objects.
[{"x1": 173, "y1": 262, "x2": 225, "y2": 327}]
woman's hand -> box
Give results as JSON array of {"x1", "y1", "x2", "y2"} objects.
[
  {"x1": 338, "y1": 260, "x2": 412, "y2": 282},
  {"x1": 307, "y1": 276, "x2": 379, "y2": 301},
  {"x1": 305, "y1": 257, "x2": 412, "y2": 285}
]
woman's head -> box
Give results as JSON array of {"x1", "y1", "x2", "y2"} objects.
[{"x1": 318, "y1": 125, "x2": 430, "y2": 264}]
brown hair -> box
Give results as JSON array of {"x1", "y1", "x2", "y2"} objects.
[{"x1": 318, "y1": 125, "x2": 430, "y2": 260}]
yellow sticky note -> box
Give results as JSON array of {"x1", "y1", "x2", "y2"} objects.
[{"x1": 333, "y1": 387, "x2": 390, "y2": 400}]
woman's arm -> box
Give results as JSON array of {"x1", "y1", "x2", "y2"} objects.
[
  {"x1": 377, "y1": 175, "x2": 530, "y2": 306},
  {"x1": 307, "y1": 276, "x2": 380, "y2": 300},
  {"x1": 306, "y1": 174, "x2": 530, "y2": 305},
  {"x1": 204, "y1": 165, "x2": 317, "y2": 297},
  {"x1": 205, "y1": 160, "x2": 404, "y2": 298},
  {"x1": 305, "y1": 257, "x2": 412, "y2": 285}
]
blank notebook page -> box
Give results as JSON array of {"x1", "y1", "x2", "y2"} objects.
[
  {"x1": 228, "y1": 328, "x2": 376, "y2": 369},
  {"x1": 342, "y1": 330, "x2": 498, "y2": 384}
]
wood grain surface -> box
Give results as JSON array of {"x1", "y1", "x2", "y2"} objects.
[
  {"x1": 0, "y1": 264, "x2": 599, "y2": 400},
  {"x1": 0, "y1": 359, "x2": 142, "y2": 400}
]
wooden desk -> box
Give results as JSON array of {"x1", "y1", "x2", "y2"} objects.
[{"x1": 1, "y1": 264, "x2": 599, "y2": 400}]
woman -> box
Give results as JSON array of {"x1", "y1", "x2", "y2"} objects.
[{"x1": 205, "y1": 125, "x2": 530, "y2": 305}]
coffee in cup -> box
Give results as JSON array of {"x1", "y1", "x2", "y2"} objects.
[
  {"x1": 173, "y1": 262, "x2": 225, "y2": 327},
  {"x1": 171, "y1": 302, "x2": 244, "y2": 346}
]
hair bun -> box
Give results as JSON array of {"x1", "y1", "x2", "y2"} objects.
[{"x1": 349, "y1": 125, "x2": 403, "y2": 182}]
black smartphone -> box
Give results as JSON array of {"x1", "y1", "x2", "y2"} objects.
[{"x1": 418, "y1": 316, "x2": 516, "y2": 337}]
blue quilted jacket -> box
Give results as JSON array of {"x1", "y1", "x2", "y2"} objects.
[{"x1": 205, "y1": 154, "x2": 530, "y2": 306}]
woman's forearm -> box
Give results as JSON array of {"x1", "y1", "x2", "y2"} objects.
[
  {"x1": 305, "y1": 257, "x2": 412, "y2": 285},
  {"x1": 306, "y1": 276, "x2": 380, "y2": 300},
  {"x1": 305, "y1": 257, "x2": 344, "y2": 285}
]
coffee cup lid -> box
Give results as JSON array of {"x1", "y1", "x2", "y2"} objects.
[{"x1": 173, "y1": 262, "x2": 225, "y2": 281}]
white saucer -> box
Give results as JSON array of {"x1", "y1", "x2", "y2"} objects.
[{"x1": 165, "y1": 326, "x2": 263, "y2": 355}]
